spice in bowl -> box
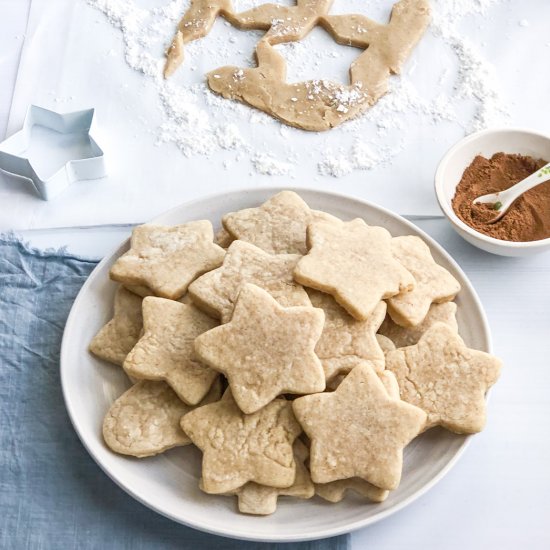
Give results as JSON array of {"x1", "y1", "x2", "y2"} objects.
[{"x1": 452, "y1": 153, "x2": 550, "y2": 242}]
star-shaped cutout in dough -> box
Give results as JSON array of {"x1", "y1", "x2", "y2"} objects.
[
  {"x1": 292, "y1": 364, "x2": 426, "y2": 490},
  {"x1": 194, "y1": 283, "x2": 325, "y2": 413},
  {"x1": 181, "y1": 391, "x2": 301, "y2": 493},
  {"x1": 109, "y1": 221, "x2": 225, "y2": 300},
  {"x1": 385, "y1": 323, "x2": 502, "y2": 434},
  {"x1": 295, "y1": 218, "x2": 415, "y2": 321},
  {"x1": 307, "y1": 289, "x2": 386, "y2": 380},
  {"x1": 123, "y1": 297, "x2": 219, "y2": 405},
  {"x1": 164, "y1": 0, "x2": 430, "y2": 131},
  {"x1": 189, "y1": 240, "x2": 311, "y2": 323},
  {"x1": 222, "y1": 190, "x2": 340, "y2": 255},
  {"x1": 387, "y1": 236, "x2": 461, "y2": 327},
  {"x1": 89, "y1": 286, "x2": 143, "y2": 367},
  {"x1": 212, "y1": 0, "x2": 430, "y2": 131},
  {"x1": 163, "y1": 0, "x2": 332, "y2": 77}
]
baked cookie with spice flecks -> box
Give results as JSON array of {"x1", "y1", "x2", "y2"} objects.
[
  {"x1": 209, "y1": 439, "x2": 314, "y2": 515},
  {"x1": 89, "y1": 286, "x2": 143, "y2": 367},
  {"x1": 294, "y1": 218, "x2": 415, "y2": 320},
  {"x1": 189, "y1": 240, "x2": 310, "y2": 323},
  {"x1": 110, "y1": 221, "x2": 225, "y2": 300},
  {"x1": 315, "y1": 477, "x2": 389, "y2": 504},
  {"x1": 194, "y1": 283, "x2": 325, "y2": 413},
  {"x1": 307, "y1": 289, "x2": 386, "y2": 380},
  {"x1": 293, "y1": 364, "x2": 426, "y2": 490},
  {"x1": 123, "y1": 297, "x2": 219, "y2": 405},
  {"x1": 387, "y1": 236, "x2": 461, "y2": 327},
  {"x1": 102, "y1": 378, "x2": 221, "y2": 458},
  {"x1": 379, "y1": 301, "x2": 459, "y2": 348},
  {"x1": 181, "y1": 391, "x2": 302, "y2": 494},
  {"x1": 385, "y1": 323, "x2": 502, "y2": 434},
  {"x1": 222, "y1": 191, "x2": 340, "y2": 255}
]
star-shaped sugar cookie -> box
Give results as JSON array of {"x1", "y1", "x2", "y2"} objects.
[
  {"x1": 292, "y1": 364, "x2": 426, "y2": 490},
  {"x1": 379, "y1": 301, "x2": 458, "y2": 348},
  {"x1": 307, "y1": 289, "x2": 386, "y2": 380},
  {"x1": 103, "y1": 378, "x2": 221, "y2": 458},
  {"x1": 194, "y1": 283, "x2": 325, "y2": 413},
  {"x1": 123, "y1": 297, "x2": 219, "y2": 405},
  {"x1": 219, "y1": 440, "x2": 314, "y2": 515},
  {"x1": 387, "y1": 236, "x2": 461, "y2": 327},
  {"x1": 385, "y1": 323, "x2": 502, "y2": 434},
  {"x1": 89, "y1": 286, "x2": 143, "y2": 367},
  {"x1": 110, "y1": 221, "x2": 225, "y2": 300},
  {"x1": 189, "y1": 240, "x2": 310, "y2": 322},
  {"x1": 181, "y1": 391, "x2": 301, "y2": 493},
  {"x1": 222, "y1": 191, "x2": 340, "y2": 255},
  {"x1": 294, "y1": 219, "x2": 415, "y2": 320}
]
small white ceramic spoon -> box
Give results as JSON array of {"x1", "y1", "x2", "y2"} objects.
[{"x1": 473, "y1": 161, "x2": 550, "y2": 223}]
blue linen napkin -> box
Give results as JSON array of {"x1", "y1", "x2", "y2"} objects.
[{"x1": 0, "y1": 236, "x2": 350, "y2": 550}]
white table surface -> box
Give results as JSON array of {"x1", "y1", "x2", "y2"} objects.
[{"x1": 2, "y1": 1, "x2": 550, "y2": 548}]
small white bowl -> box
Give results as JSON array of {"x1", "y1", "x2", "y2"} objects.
[{"x1": 434, "y1": 128, "x2": 550, "y2": 257}]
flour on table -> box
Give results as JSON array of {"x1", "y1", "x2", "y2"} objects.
[{"x1": 88, "y1": 0, "x2": 509, "y2": 178}]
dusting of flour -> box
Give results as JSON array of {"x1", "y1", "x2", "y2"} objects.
[{"x1": 88, "y1": 0, "x2": 510, "y2": 178}]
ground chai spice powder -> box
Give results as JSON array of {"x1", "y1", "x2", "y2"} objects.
[{"x1": 452, "y1": 152, "x2": 550, "y2": 242}]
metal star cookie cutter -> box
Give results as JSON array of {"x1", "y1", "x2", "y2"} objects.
[{"x1": 0, "y1": 105, "x2": 107, "y2": 200}]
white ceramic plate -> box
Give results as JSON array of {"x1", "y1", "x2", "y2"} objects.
[{"x1": 61, "y1": 188, "x2": 492, "y2": 542}]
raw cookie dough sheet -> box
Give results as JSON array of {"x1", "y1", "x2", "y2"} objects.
[{"x1": 1, "y1": 0, "x2": 548, "y2": 229}]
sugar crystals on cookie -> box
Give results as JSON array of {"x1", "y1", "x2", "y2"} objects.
[
  {"x1": 110, "y1": 221, "x2": 225, "y2": 300},
  {"x1": 194, "y1": 283, "x2": 325, "y2": 413},
  {"x1": 123, "y1": 297, "x2": 219, "y2": 405},
  {"x1": 293, "y1": 364, "x2": 426, "y2": 490},
  {"x1": 385, "y1": 323, "x2": 502, "y2": 433},
  {"x1": 387, "y1": 236, "x2": 461, "y2": 327},
  {"x1": 222, "y1": 191, "x2": 339, "y2": 255},
  {"x1": 189, "y1": 240, "x2": 310, "y2": 323},
  {"x1": 89, "y1": 286, "x2": 143, "y2": 367},
  {"x1": 181, "y1": 391, "x2": 301, "y2": 494},
  {"x1": 295, "y1": 218, "x2": 415, "y2": 320}
]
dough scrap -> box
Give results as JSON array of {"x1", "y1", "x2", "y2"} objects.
[
  {"x1": 294, "y1": 218, "x2": 415, "y2": 320},
  {"x1": 379, "y1": 301, "x2": 459, "y2": 348},
  {"x1": 89, "y1": 286, "x2": 143, "y2": 367},
  {"x1": 385, "y1": 323, "x2": 502, "y2": 434},
  {"x1": 181, "y1": 391, "x2": 302, "y2": 493},
  {"x1": 164, "y1": 0, "x2": 431, "y2": 131},
  {"x1": 110, "y1": 221, "x2": 225, "y2": 300},
  {"x1": 387, "y1": 236, "x2": 461, "y2": 327},
  {"x1": 308, "y1": 289, "x2": 386, "y2": 380},
  {"x1": 189, "y1": 240, "x2": 310, "y2": 323},
  {"x1": 292, "y1": 364, "x2": 426, "y2": 490},
  {"x1": 194, "y1": 283, "x2": 325, "y2": 413},
  {"x1": 222, "y1": 190, "x2": 340, "y2": 255},
  {"x1": 103, "y1": 379, "x2": 221, "y2": 458},
  {"x1": 123, "y1": 297, "x2": 219, "y2": 405}
]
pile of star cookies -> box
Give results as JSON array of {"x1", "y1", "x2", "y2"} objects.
[{"x1": 90, "y1": 191, "x2": 502, "y2": 515}]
